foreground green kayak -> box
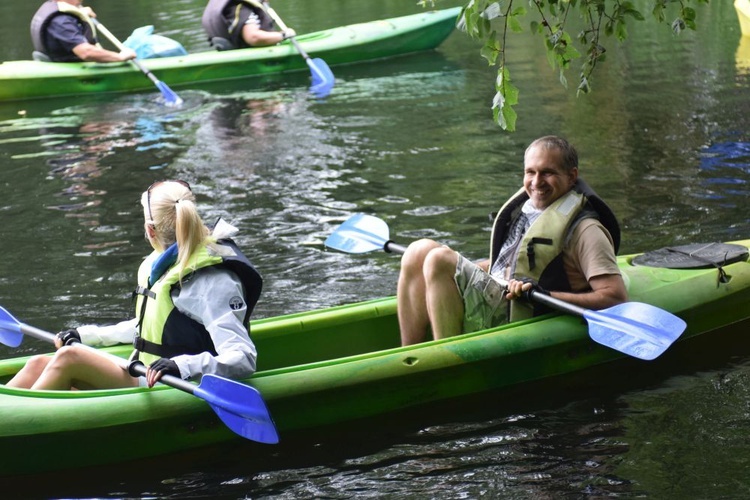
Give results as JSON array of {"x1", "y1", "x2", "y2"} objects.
[
  {"x1": 0, "y1": 239, "x2": 749, "y2": 476},
  {"x1": 0, "y1": 8, "x2": 461, "y2": 102}
]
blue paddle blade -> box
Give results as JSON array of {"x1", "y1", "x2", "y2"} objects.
[
  {"x1": 0, "y1": 306, "x2": 23, "y2": 348},
  {"x1": 324, "y1": 213, "x2": 390, "y2": 254},
  {"x1": 156, "y1": 80, "x2": 183, "y2": 107},
  {"x1": 195, "y1": 374, "x2": 279, "y2": 444},
  {"x1": 308, "y1": 58, "x2": 334, "y2": 98},
  {"x1": 584, "y1": 301, "x2": 687, "y2": 360}
]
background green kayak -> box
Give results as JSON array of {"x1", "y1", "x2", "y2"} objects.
[
  {"x1": 0, "y1": 240, "x2": 749, "y2": 477},
  {"x1": 0, "y1": 8, "x2": 461, "y2": 102}
]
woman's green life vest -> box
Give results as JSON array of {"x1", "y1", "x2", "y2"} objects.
[{"x1": 132, "y1": 239, "x2": 262, "y2": 367}]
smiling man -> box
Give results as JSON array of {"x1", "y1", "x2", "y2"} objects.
[{"x1": 397, "y1": 135, "x2": 628, "y2": 345}]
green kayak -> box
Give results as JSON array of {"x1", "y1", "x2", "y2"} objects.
[
  {"x1": 0, "y1": 239, "x2": 749, "y2": 476},
  {"x1": 0, "y1": 8, "x2": 461, "y2": 102}
]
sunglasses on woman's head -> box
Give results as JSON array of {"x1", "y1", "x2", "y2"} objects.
[{"x1": 146, "y1": 180, "x2": 191, "y2": 222}]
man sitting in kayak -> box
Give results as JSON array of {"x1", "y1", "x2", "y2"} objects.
[
  {"x1": 201, "y1": 0, "x2": 295, "y2": 50},
  {"x1": 7, "y1": 180, "x2": 263, "y2": 390},
  {"x1": 397, "y1": 135, "x2": 628, "y2": 345},
  {"x1": 31, "y1": 0, "x2": 136, "y2": 63}
]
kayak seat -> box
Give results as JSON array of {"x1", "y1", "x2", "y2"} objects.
[
  {"x1": 209, "y1": 37, "x2": 236, "y2": 51},
  {"x1": 32, "y1": 51, "x2": 51, "y2": 62},
  {"x1": 632, "y1": 242, "x2": 749, "y2": 269}
]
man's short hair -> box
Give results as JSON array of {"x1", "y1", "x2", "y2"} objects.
[{"x1": 526, "y1": 136, "x2": 578, "y2": 172}]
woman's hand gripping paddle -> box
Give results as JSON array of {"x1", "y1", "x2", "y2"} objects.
[{"x1": 261, "y1": 1, "x2": 335, "y2": 98}]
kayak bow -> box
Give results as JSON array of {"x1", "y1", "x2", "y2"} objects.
[{"x1": 0, "y1": 306, "x2": 278, "y2": 445}]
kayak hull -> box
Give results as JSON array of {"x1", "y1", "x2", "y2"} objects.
[
  {"x1": 737, "y1": 0, "x2": 750, "y2": 37},
  {"x1": 0, "y1": 8, "x2": 461, "y2": 101},
  {"x1": 1, "y1": 239, "x2": 750, "y2": 476}
]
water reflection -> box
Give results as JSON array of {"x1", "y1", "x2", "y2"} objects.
[
  {"x1": 170, "y1": 91, "x2": 390, "y2": 316},
  {"x1": 700, "y1": 142, "x2": 750, "y2": 172},
  {"x1": 46, "y1": 121, "x2": 135, "y2": 217},
  {"x1": 0, "y1": 95, "x2": 206, "y2": 332},
  {"x1": 0, "y1": 98, "x2": 188, "y2": 229},
  {"x1": 698, "y1": 141, "x2": 750, "y2": 210},
  {"x1": 616, "y1": 357, "x2": 750, "y2": 497},
  {"x1": 187, "y1": 94, "x2": 292, "y2": 176}
]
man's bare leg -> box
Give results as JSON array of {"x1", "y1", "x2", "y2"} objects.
[{"x1": 397, "y1": 239, "x2": 442, "y2": 345}]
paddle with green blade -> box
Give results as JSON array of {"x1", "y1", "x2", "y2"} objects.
[
  {"x1": 92, "y1": 20, "x2": 183, "y2": 106},
  {"x1": 324, "y1": 213, "x2": 687, "y2": 361},
  {"x1": 0, "y1": 306, "x2": 278, "y2": 444},
  {"x1": 261, "y1": 1, "x2": 335, "y2": 98}
]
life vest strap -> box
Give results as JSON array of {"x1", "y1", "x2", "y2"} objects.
[
  {"x1": 133, "y1": 335, "x2": 186, "y2": 358},
  {"x1": 133, "y1": 285, "x2": 156, "y2": 300},
  {"x1": 526, "y1": 237, "x2": 553, "y2": 270}
]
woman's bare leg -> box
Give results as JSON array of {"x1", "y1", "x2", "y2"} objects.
[
  {"x1": 31, "y1": 346, "x2": 139, "y2": 390},
  {"x1": 5, "y1": 354, "x2": 53, "y2": 389}
]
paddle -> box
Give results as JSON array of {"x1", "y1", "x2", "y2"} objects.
[
  {"x1": 261, "y1": 1, "x2": 335, "y2": 98},
  {"x1": 0, "y1": 306, "x2": 279, "y2": 444},
  {"x1": 324, "y1": 213, "x2": 687, "y2": 361},
  {"x1": 92, "y1": 20, "x2": 183, "y2": 106}
]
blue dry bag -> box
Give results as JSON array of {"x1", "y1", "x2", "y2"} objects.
[{"x1": 123, "y1": 26, "x2": 188, "y2": 59}]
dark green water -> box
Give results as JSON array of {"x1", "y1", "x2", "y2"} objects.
[{"x1": 0, "y1": 0, "x2": 749, "y2": 497}]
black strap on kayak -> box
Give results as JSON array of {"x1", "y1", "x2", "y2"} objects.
[{"x1": 666, "y1": 245, "x2": 731, "y2": 284}]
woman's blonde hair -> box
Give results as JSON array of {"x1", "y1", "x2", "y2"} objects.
[{"x1": 141, "y1": 181, "x2": 210, "y2": 274}]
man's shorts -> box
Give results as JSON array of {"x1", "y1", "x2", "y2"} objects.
[{"x1": 454, "y1": 253, "x2": 508, "y2": 333}]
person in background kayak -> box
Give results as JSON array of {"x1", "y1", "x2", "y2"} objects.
[
  {"x1": 30, "y1": 0, "x2": 136, "y2": 62},
  {"x1": 7, "y1": 180, "x2": 263, "y2": 390},
  {"x1": 201, "y1": 0, "x2": 295, "y2": 50},
  {"x1": 31, "y1": 0, "x2": 135, "y2": 62},
  {"x1": 397, "y1": 135, "x2": 628, "y2": 345}
]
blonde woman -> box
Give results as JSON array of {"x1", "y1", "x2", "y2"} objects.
[{"x1": 8, "y1": 180, "x2": 262, "y2": 390}]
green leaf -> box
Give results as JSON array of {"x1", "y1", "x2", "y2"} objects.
[
  {"x1": 508, "y1": 14, "x2": 524, "y2": 33},
  {"x1": 503, "y1": 79, "x2": 519, "y2": 106},
  {"x1": 480, "y1": 37, "x2": 501, "y2": 65},
  {"x1": 492, "y1": 67, "x2": 518, "y2": 131},
  {"x1": 501, "y1": 104, "x2": 518, "y2": 132},
  {"x1": 652, "y1": 3, "x2": 665, "y2": 23},
  {"x1": 546, "y1": 42, "x2": 557, "y2": 69},
  {"x1": 615, "y1": 21, "x2": 628, "y2": 41}
]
